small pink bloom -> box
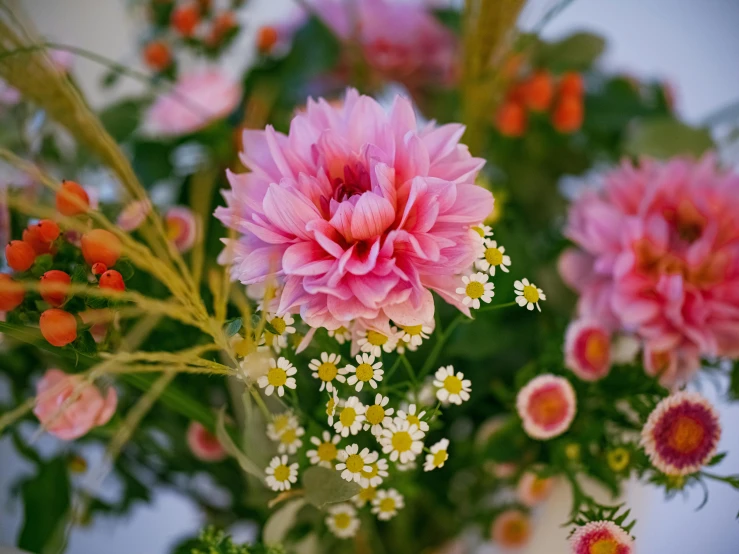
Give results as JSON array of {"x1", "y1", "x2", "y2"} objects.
[
  {"x1": 145, "y1": 69, "x2": 242, "y2": 137},
  {"x1": 187, "y1": 421, "x2": 227, "y2": 462},
  {"x1": 0, "y1": 79, "x2": 21, "y2": 106},
  {"x1": 33, "y1": 369, "x2": 117, "y2": 440},
  {"x1": 166, "y1": 206, "x2": 198, "y2": 253},
  {"x1": 641, "y1": 391, "x2": 720, "y2": 476},
  {"x1": 117, "y1": 199, "x2": 152, "y2": 232},
  {"x1": 642, "y1": 342, "x2": 700, "y2": 388},
  {"x1": 516, "y1": 470, "x2": 554, "y2": 507},
  {"x1": 491, "y1": 461, "x2": 517, "y2": 479},
  {"x1": 491, "y1": 509, "x2": 531, "y2": 549},
  {"x1": 569, "y1": 520, "x2": 633, "y2": 554},
  {"x1": 564, "y1": 318, "x2": 611, "y2": 381},
  {"x1": 79, "y1": 310, "x2": 111, "y2": 343},
  {"x1": 516, "y1": 374, "x2": 576, "y2": 440}
]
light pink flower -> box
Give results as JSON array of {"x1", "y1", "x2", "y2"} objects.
[
  {"x1": 516, "y1": 470, "x2": 554, "y2": 507},
  {"x1": 561, "y1": 156, "x2": 739, "y2": 386},
  {"x1": 564, "y1": 318, "x2": 611, "y2": 381},
  {"x1": 117, "y1": 199, "x2": 152, "y2": 232},
  {"x1": 165, "y1": 206, "x2": 198, "y2": 253},
  {"x1": 216, "y1": 88, "x2": 492, "y2": 331},
  {"x1": 569, "y1": 520, "x2": 633, "y2": 554},
  {"x1": 490, "y1": 509, "x2": 531, "y2": 549},
  {"x1": 33, "y1": 369, "x2": 117, "y2": 440},
  {"x1": 187, "y1": 421, "x2": 227, "y2": 462},
  {"x1": 516, "y1": 374, "x2": 576, "y2": 440},
  {"x1": 145, "y1": 69, "x2": 242, "y2": 137}
]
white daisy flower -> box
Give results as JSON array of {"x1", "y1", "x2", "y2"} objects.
[
  {"x1": 475, "y1": 239, "x2": 512, "y2": 276},
  {"x1": 334, "y1": 396, "x2": 366, "y2": 437},
  {"x1": 456, "y1": 272, "x2": 495, "y2": 309},
  {"x1": 471, "y1": 224, "x2": 493, "y2": 239},
  {"x1": 341, "y1": 353, "x2": 384, "y2": 392},
  {"x1": 352, "y1": 486, "x2": 377, "y2": 508},
  {"x1": 307, "y1": 431, "x2": 341, "y2": 468},
  {"x1": 396, "y1": 404, "x2": 429, "y2": 433},
  {"x1": 325, "y1": 503, "x2": 360, "y2": 539},
  {"x1": 266, "y1": 312, "x2": 296, "y2": 336},
  {"x1": 371, "y1": 489, "x2": 405, "y2": 521},
  {"x1": 433, "y1": 365, "x2": 471, "y2": 405},
  {"x1": 363, "y1": 394, "x2": 395, "y2": 436},
  {"x1": 357, "y1": 328, "x2": 398, "y2": 357},
  {"x1": 309, "y1": 352, "x2": 345, "y2": 392},
  {"x1": 396, "y1": 459, "x2": 418, "y2": 472},
  {"x1": 257, "y1": 356, "x2": 297, "y2": 397},
  {"x1": 397, "y1": 323, "x2": 433, "y2": 348},
  {"x1": 380, "y1": 418, "x2": 425, "y2": 464},
  {"x1": 360, "y1": 458, "x2": 389, "y2": 488},
  {"x1": 326, "y1": 389, "x2": 339, "y2": 426},
  {"x1": 276, "y1": 424, "x2": 304, "y2": 455},
  {"x1": 395, "y1": 334, "x2": 416, "y2": 355},
  {"x1": 424, "y1": 438, "x2": 450, "y2": 471},
  {"x1": 336, "y1": 444, "x2": 378, "y2": 484},
  {"x1": 514, "y1": 278, "x2": 546, "y2": 312},
  {"x1": 328, "y1": 326, "x2": 351, "y2": 345},
  {"x1": 265, "y1": 455, "x2": 298, "y2": 492},
  {"x1": 266, "y1": 411, "x2": 298, "y2": 441}
]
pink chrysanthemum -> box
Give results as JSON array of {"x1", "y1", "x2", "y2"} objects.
[
  {"x1": 564, "y1": 318, "x2": 611, "y2": 381},
  {"x1": 166, "y1": 206, "x2": 198, "y2": 253},
  {"x1": 560, "y1": 156, "x2": 739, "y2": 387},
  {"x1": 187, "y1": 421, "x2": 227, "y2": 462},
  {"x1": 516, "y1": 374, "x2": 576, "y2": 440},
  {"x1": 145, "y1": 69, "x2": 242, "y2": 137},
  {"x1": 117, "y1": 199, "x2": 152, "y2": 232},
  {"x1": 216, "y1": 88, "x2": 493, "y2": 331},
  {"x1": 569, "y1": 520, "x2": 633, "y2": 554},
  {"x1": 641, "y1": 391, "x2": 721, "y2": 476},
  {"x1": 516, "y1": 471, "x2": 554, "y2": 507},
  {"x1": 490, "y1": 509, "x2": 531, "y2": 549}
]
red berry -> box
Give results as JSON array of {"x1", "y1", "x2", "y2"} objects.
[
  {"x1": 496, "y1": 101, "x2": 527, "y2": 137},
  {"x1": 56, "y1": 181, "x2": 90, "y2": 216},
  {"x1": 257, "y1": 26, "x2": 279, "y2": 53},
  {"x1": 6, "y1": 240, "x2": 36, "y2": 272},
  {"x1": 40, "y1": 270, "x2": 71, "y2": 307},
  {"x1": 143, "y1": 41, "x2": 172, "y2": 71},
  {"x1": 99, "y1": 269, "x2": 125, "y2": 292},
  {"x1": 524, "y1": 70, "x2": 554, "y2": 112},
  {"x1": 559, "y1": 72, "x2": 584, "y2": 98},
  {"x1": 37, "y1": 219, "x2": 61, "y2": 243},
  {"x1": 0, "y1": 273, "x2": 25, "y2": 311},
  {"x1": 171, "y1": 3, "x2": 199, "y2": 36},
  {"x1": 91, "y1": 262, "x2": 107, "y2": 276},
  {"x1": 552, "y1": 95, "x2": 584, "y2": 133},
  {"x1": 39, "y1": 309, "x2": 77, "y2": 347},
  {"x1": 81, "y1": 229, "x2": 122, "y2": 267},
  {"x1": 23, "y1": 225, "x2": 53, "y2": 255}
]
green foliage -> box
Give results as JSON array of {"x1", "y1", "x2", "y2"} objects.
[
  {"x1": 303, "y1": 466, "x2": 361, "y2": 508},
  {"x1": 625, "y1": 117, "x2": 714, "y2": 158},
  {"x1": 189, "y1": 526, "x2": 285, "y2": 554},
  {"x1": 534, "y1": 31, "x2": 606, "y2": 71},
  {"x1": 99, "y1": 99, "x2": 144, "y2": 142}
]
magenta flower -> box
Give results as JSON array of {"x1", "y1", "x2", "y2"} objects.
[
  {"x1": 560, "y1": 156, "x2": 739, "y2": 386},
  {"x1": 33, "y1": 369, "x2": 117, "y2": 441},
  {"x1": 569, "y1": 521, "x2": 633, "y2": 554},
  {"x1": 166, "y1": 206, "x2": 198, "y2": 253},
  {"x1": 187, "y1": 421, "x2": 227, "y2": 462},
  {"x1": 216, "y1": 89, "x2": 492, "y2": 331}
]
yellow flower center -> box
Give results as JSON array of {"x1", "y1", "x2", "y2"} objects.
[
  {"x1": 317, "y1": 362, "x2": 338, "y2": 382},
  {"x1": 530, "y1": 477, "x2": 549, "y2": 495},
  {"x1": 667, "y1": 415, "x2": 705, "y2": 454},
  {"x1": 589, "y1": 539, "x2": 618, "y2": 554},
  {"x1": 472, "y1": 226, "x2": 485, "y2": 238},
  {"x1": 356, "y1": 363, "x2": 374, "y2": 381},
  {"x1": 443, "y1": 375, "x2": 463, "y2": 395},
  {"x1": 379, "y1": 497, "x2": 396, "y2": 513},
  {"x1": 359, "y1": 486, "x2": 377, "y2": 502},
  {"x1": 503, "y1": 518, "x2": 528, "y2": 544},
  {"x1": 406, "y1": 414, "x2": 421, "y2": 427},
  {"x1": 433, "y1": 450, "x2": 448, "y2": 467},
  {"x1": 335, "y1": 326, "x2": 347, "y2": 335},
  {"x1": 346, "y1": 454, "x2": 365, "y2": 473},
  {"x1": 280, "y1": 428, "x2": 297, "y2": 445},
  {"x1": 267, "y1": 367, "x2": 287, "y2": 387},
  {"x1": 585, "y1": 332, "x2": 609, "y2": 367},
  {"x1": 607, "y1": 448, "x2": 630, "y2": 472},
  {"x1": 233, "y1": 337, "x2": 253, "y2": 357},
  {"x1": 273, "y1": 464, "x2": 290, "y2": 482},
  {"x1": 316, "y1": 442, "x2": 338, "y2": 462},
  {"x1": 166, "y1": 218, "x2": 183, "y2": 241},
  {"x1": 270, "y1": 316, "x2": 287, "y2": 335},
  {"x1": 565, "y1": 443, "x2": 581, "y2": 461},
  {"x1": 485, "y1": 247, "x2": 503, "y2": 266},
  {"x1": 326, "y1": 397, "x2": 336, "y2": 416},
  {"x1": 401, "y1": 324, "x2": 423, "y2": 336},
  {"x1": 522, "y1": 284, "x2": 540, "y2": 303},
  {"x1": 340, "y1": 407, "x2": 356, "y2": 427},
  {"x1": 366, "y1": 405, "x2": 385, "y2": 425},
  {"x1": 465, "y1": 281, "x2": 485, "y2": 299},
  {"x1": 272, "y1": 414, "x2": 291, "y2": 432},
  {"x1": 366, "y1": 330, "x2": 388, "y2": 346},
  {"x1": 334, "y1": 513, "x2": 351, "y2": 529},
  {"x1": 361, "y1": 462, "x2": 379, "y2": 479},
  {"x1": 391, "y1": 431, "x2": 413, "y2": 452}
]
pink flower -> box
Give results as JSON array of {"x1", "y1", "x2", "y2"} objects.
[
  {"x1": 187, "y1": 421, "x2": 227, "y2": 462},
  {"x1": 516, "y1": 374, "x2": 576, "y2": 440},
  {"x1": 561, "y1": 156, "x2": 739, "y2": 386},
  {"x1": 569, "y1": 521, "x2": 633, "y2": 554},
  {"x1": 516, "y1": 470, "x2": 554, "y2": 507},
  {"x1": 490, "y1": 509, "x2": 531, "y2": 549},
  {"x1": 166, "y1": 206, "x2": 198, "y2": 253},
  {"x1": 33, "y1": 369, "x2": 117, "y2": 440},
  {"x1": 564, "y1": 318, "x2": 611, "y2": 381},
  {"x1": 216, "y1": 88, "x2": 492, "y2": 331},
  {"x1": 145, "y1": 69, "x2": 242, "y2": 137},
  {"x1": 117, "y1": 200, "x2": 152, "y2": 232}
]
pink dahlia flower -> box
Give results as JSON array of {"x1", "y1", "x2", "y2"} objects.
[
  {"x1": 561, "y1": 156, "x2": 739, "y2": 386},
  {"x1": 187, "y1": 421, "x2": 227, "y2": 462},
  {"x1": 216, "y1": 88, "x2": 492, "y2": 330},
  {"x1": 144, "y1": 69, "x2": 242, "y2": 137},
  {"x1": 33, "y1": 369, "x2": 117, "y2": 441}
]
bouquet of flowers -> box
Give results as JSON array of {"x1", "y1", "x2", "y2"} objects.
[{"x1": 1, "y1": 1, "x2": 738, "y2": 553}]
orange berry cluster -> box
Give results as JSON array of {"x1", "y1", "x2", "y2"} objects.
[
  {"x1": 1, "y1": 180, "x2": 127, "y2": 348},
  {"x1": 496, "y1": 70, "x2": 585, "y2": 137}
]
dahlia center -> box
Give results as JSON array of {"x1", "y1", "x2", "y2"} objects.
[
  {"x1": 334, "y1": 513, "x2": 351, "y2": 529},
  {"x1": 356, "y1": 363, "x2": 374, "y2": 381},
  {"x1": 367, "y1": 330, "x2": 388, "y2": 346},
  {"x1": 317, "y1": 442, "x2": 337, "y2": 462},
  {"x1": 366, "y1": 405, "x2": 385, "y2": 425},
  {"x1": 528, "y1": 387, "x2": 567, "y2": 427},
  {"x1": 392, "y1": 431, "x2": 413, "y2": 452},
  {"x1": 465, "y1": 281, "x2": 485, "y2": 299},
  {"x1": 267, "y1": 367, "x2": 287, "y2": 387},
  {"x1": 273, "y1": 464, "x2": 290, "y2": 481},
  {"x1": 340, "y1": 407, "x2": 357, "y2": 426},
  {"x1": 485, "y1": 247, "x2": 503, "y2": 266},
  {"x1": 589, "y1": 538, "x2": 618, "y2": 554},
  {"x1": 379, "y1": 498, "x2": 396, "y2": 512},
  {"x1": 332, "y1": 162, "x2": 371, "y2": 202},
  {"x1": 270, "y1": 316, "x2": 287, "y2": 335},
  {"x1": 317, "y1": 362, "x2": 338, "y2": 382},
  {"x1": 346, "y1": 454, "x2": 366, "y2": 473},
  {"x1": 433, "y1": 450, "x2": 448, "y2": 466},
  {"x1": 667, "y1": 415, "x2": 705, "y2": 454},
  {"x1": 523, "y1": 285, "x2": 540, "y2": 303},
  {"x1": 444, "y1": 375, "x2": 463, "y2": 394}
]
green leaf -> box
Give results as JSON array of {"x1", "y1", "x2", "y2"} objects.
[
  {"x1": 224, "y1": 318, "x2": 243, "y2": 337},
  {"x1": 536, "y1": 32, "x2": 606, "y2": 70},
  {"x1": 263, "y1": 499, "x2": 306, "y2": 545},
  {"x1": 708, "y1": 452, "x2": 728, "y2": 467},
  {"x1": 99, "y1": 99, "x2": 143, "y2": 142},
  {"x1": 31, "y1": 254, "x2": 53, "y2": 277},
  {"x1": 262, "y1": 320, "x2": 279, "y2": 336},
  {"x1": 114, "y1": 259, "x2": 135, "y2": 280},
  {"x1": 302, "y1": 466, "x2": 360, "y2": 509},
  {"x1": 215, "y1": 407, "x2": 264, "y2": 478},
  {"x1": 18, "y1": 458, "x2": 71, "y2": 553},
  {"x1": 624, "y1": 117, "x2": 714, "y2": 159}
]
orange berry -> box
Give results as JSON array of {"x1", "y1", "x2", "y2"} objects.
[
  {"x1": 23, "y1": 226, "x2": 53, "y2": 255},
  {"x1": 496, "y1": 101, "x2": 527, "y2": 137},
  {"x1": 81, "y1": 229, "x2": 122, "y2": 267},
  {"x1": 143, "y1": 41, "x2": 172, "y2": 71},
  {"x1": 37, "y1": 220, "x2": 61, "y2": 243},
  {"x1": 171, "y1": 3, "x2": 200, "y2": 37},
  {"x1": 99, "y1": 269, "x2": 125, "y2": 292},
  {"x1": 552, "y1": 95, "x2": 584, "y2": 133},
  {"x1": 0, "y1": 273, "x2": 25, "y2": 311},
  {"x1": 257, "y1": 26, "x2": 279, "y2": 53},
  {"x1": 501, "y1": 52, "x2": 524, "y2": 80},
  {"x1": 524, "y1": 70, "x2": 554, "y2": 112},
  {"x1": 559, "y1": 72, "x2": 584, "y2": 98},
  {"x1": 40, "y1": 270, "x2": 71, "y2": 307},
  {"x1": 6, "y1": 240, "x2": 36, "y2": 272},
  {"x1": 56, "y1": 181, "x2": 90, "y2": 216},
  {"x1": 91, "y1": 262, "x2": 107, "y2": 276},
  {"x1": 40, "y1": 309, "x2": 77, "y2": 347}
]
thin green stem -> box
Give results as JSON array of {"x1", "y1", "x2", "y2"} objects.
[
  {"x1": 249, "y1": 387, "x2": 272, "y2": 422},
  {"x1": 400, "y1": 355, "x2": 417, "y2": 386},
  {"x1": 418, "y1": 313, "x2": 466, "y2": 382},
  {"x1": 476, "y1": 300, "x2": 517, "y2": 313}
]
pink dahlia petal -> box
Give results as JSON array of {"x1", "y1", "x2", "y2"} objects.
[
  {"x1": 351, "y1": 193, "x2": 395, "y2": 240},
  {"x1": 569, "y1": 521, "x2": 633, "y2": 554}
]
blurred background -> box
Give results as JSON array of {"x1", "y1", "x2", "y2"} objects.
[{"x1": 1, "y1": 0, "x2": 739, "y2": 552}]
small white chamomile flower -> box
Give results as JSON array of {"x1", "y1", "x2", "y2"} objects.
[
  {"x1": 380, "y1": 418, "x2": 425, "y2": 464},
  {"x1": 476, "y1": 239, "x2": 511, "y2": 276},
  {"x1": 457, "y1": 272, "x2": 495, "y2": 309},
  {"x1": 471, "y1": 224, "x2": 493, "y2": 239},
  {"x1": 341, "y1": 353, "x2": 384, "y2": 392},
  {"x1": 397, "y1": 323, "x2": 433, "y2": 348},
  {"x1": 433, "y1": 366, "x2": 471, "y2": 406},
  {"x1": 360, "y1": 458, "x2": 389, "y2": 488},
  {"x1": 334, "y1": 396, "x2": 366, "y2": 437},
  {"x1": 276, "y1": 424, "x2": 304, "y2": 455},
  {"x1": 372, "y1": 488, "x2": 405, "y2": 521},
  {"x1": 514, "y1": 278, "x2": 546, "y2": 311},
  {"x1": 307, "y1": 431, "x2": 341, "y2": 467},
  {"x1": 328, "y1": 326, "x2": 352, "y2": 344},
  {"x1": 265, "y1": 455, "x2": 298, "y2": 491},
  {"x1": 325, "y1": 503, "x2": 360, "y2": 539},
  {"x1": 336, "y1": 444, "x2": 378, "y2": 484},
  {"x1": 397, "y1": 404, "x2": 429, "y2": 433},
  {"x1": 309, "y1": 352, "x2": 345, "y2": 392},
  {"x1": 257, "y1": 357, "x2": 297, "y2": 397},
  {"x1": 357, "y1": 328, "x2": 398, "y2": 357},
  {"x1": 266, "y1": 411, "x2": 298, "y2": 441},
  {"x1": 424, "y1": 438, "x2": 450, "y2": 471},
  {"x1": 363, "y1": 394, "x2": 395, "y2": 435},
  {"x1": 352, "y1": 486, "x2": 377, "y2": 508},
  {"x1": 326, "y1": 389, "x2": 339, "y2": 426}
]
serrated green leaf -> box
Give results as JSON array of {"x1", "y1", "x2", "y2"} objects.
[
  {"x1": 302, "y1": 466, "x2": 360, "y2": 508},
  {"x1": 624, "y1": 117, "x2": 714, "y2": 159},
  {"x1": 263, "y1": 499, "x2": 306, "y2": 545},
  {"x1": 224, "y1": 318, "x2": 243, "y2": 337},
  {"x1": 215, "y1": 407, "x2": 264, "y2": 478}
]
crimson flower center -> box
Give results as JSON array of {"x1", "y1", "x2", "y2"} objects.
[{"x1": 666, "y1": 415, "x2": 705, "y2": 454}]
